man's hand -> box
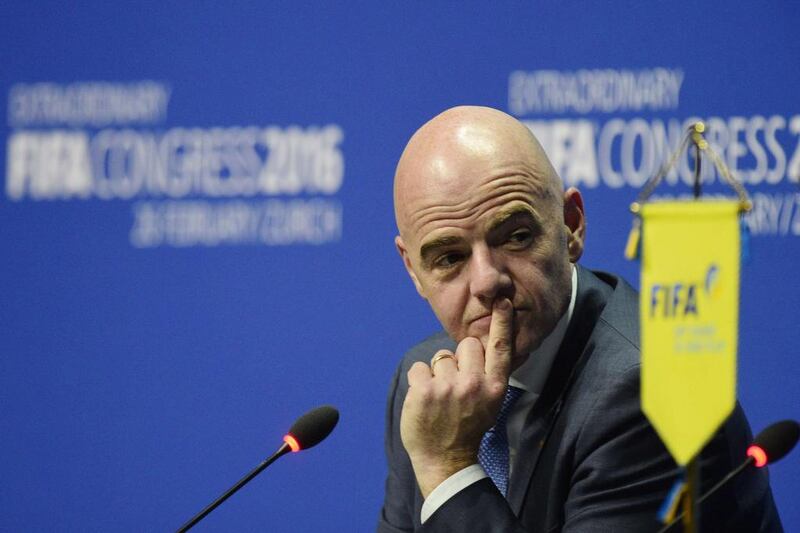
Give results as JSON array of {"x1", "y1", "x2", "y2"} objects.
[{"x1": 399, "y1": 298, "x2": 514, "y2": 498}]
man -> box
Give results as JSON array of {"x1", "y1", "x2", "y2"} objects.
[{"x1": 378, "y1": 106, "x2": 781, "y2": 532}]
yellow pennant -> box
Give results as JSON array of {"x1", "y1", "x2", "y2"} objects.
[{"x1": 640, "y1": 200, "x2": 740, "y2": 466}]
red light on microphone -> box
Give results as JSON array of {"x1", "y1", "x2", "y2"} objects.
[
  {"x1": 283, "y1": 434, "x2": 301, "y2": 452},
  {"x1": 746, "y1": 445, "x2": 768, "y2": 467}
]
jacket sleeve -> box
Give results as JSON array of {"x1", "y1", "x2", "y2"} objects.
[
  {"x1": 562, "y1": 366, "x2": 782, "y2": 532},
  {"x1": 561, "y1": 365, "x2": 678, "y2": 532},
  {"x1": 419, "y1": 478, "x2": 529, "y2": 533},
  {"x1": 377, "y1": 363, "x2": 417, "y2": 533}
]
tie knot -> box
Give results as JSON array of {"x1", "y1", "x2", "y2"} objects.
[{"x1": 495, "y1": 385, "x2": 524, "y2": 427}]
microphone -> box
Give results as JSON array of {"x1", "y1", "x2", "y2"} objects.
[
  {"x1": 658, "y1": 419, "x2": 799, "y2": 532},
  {"x1": 283, "y1": 405, "x2": 340, "y2": 452},
  {"x1": 746, "y1": 419, "x2": 799, "y2": 467},
  {"x1": 177, "y1": 405, "x2": 339, "y2": 532}
]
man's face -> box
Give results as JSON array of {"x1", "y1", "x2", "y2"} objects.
[{"x1": 395, "y1": 116, "x2": 583, "y2": 368}]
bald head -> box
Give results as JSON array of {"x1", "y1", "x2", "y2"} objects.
[
  {"x1": 394, "y1": 106, "x2": 562, "y2": 238},
  {"x1": 391, "y1": 106, "x2": 585, "y2": 359}
]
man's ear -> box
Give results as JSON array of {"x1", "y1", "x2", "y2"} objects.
[
  {"x1": 563, "y1": 187, "x2": 586, "y2": 262},
  {"x1": 395, "y1": 235, "x2": 427, "y2": 299}
]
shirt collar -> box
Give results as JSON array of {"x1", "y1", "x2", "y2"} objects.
[{"x1": 509, "y1": 264, "x2": 578, "y2": 394}]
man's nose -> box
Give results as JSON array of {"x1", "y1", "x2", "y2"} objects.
[{"x1": 469, "y1": 246, "x2": 512, "y2": 302}]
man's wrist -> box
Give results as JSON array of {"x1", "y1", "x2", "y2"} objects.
[
  {"x1": 410, "y1": 454, "x2": 478, "y2": 498},
  {"x1": 420, "y1": 464, "x2": 488, "y2": 523}
]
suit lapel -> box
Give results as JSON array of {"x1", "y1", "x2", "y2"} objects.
[
  {"x1": 506, "y1": 267, "x2": 614, "y2": 515},
  {"x1": 507, "y1": 393, "x2": 561, "y2": 513}
]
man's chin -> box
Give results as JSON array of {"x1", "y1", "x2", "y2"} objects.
[
  {"x1": 511, "y1": 333, "x2": 541, "y2": 366},
  {"x1": 509, "y1": 349, "x2": 531, "y2": 371}
]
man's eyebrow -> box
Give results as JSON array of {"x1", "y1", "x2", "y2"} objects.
[
  {"x1": 486, "y1": 203, "x2": 540, "y2": 231},
  {"x1": 419, "y1": 235, "x2": 463, "y2": 265}
]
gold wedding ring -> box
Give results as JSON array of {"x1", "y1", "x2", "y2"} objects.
[{"x1": 430, "y1": 352, "x2": 456, "y2": 374}]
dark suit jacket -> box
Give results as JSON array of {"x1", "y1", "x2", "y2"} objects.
[{"x1": 378, "y1": 267, "x2": 781, "y2": 532}]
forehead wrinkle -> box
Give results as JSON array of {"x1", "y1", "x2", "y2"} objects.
[
  {"x1": 394, "y1": 106, "x2": 563, "y2": 227},
  {"x1": 406, "y1": 171, "x2": 553, "y2": 242},
  {"x1": 409, "y1": 202, "x2": 479, "y2": 250}
]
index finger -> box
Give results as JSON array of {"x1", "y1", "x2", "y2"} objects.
[{"x1": 484, "y1": 298, "x2": 514, "y2": 381}]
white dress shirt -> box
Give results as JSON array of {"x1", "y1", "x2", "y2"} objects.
[{"x1": 421, "y1": 266, "x2": 578, "y2": 523}]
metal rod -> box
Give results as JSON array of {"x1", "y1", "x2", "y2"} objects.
[
  {"x1": 682, "y1": 457, "x2": 701, "y2": 533},
  {"x1": 176, "y1": 443, "x2": 291, "y2": 532},
  {"x1": 693, "y1": 138, "x2": 702, "y2": 199},
  {"x1": 658, "y1": 457, "x2": 754, "y2": 532}
]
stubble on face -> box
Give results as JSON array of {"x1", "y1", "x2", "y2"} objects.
[{"x1": 393, "y1": 106, "x2": 573, "y2": 358}]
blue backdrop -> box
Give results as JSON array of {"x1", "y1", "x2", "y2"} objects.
[{"x1": 2, "y1": 3, "x2": 798, "y2": 531}]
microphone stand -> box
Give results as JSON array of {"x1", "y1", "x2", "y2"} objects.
[
  {"x1": 657, "y1": 457, "x2": 755, "y2": 533},
  {"x1": 176, "y1": 443, "x2": 291, "y2": 533}
]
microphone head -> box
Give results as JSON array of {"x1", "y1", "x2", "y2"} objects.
[
  {"x1": 283, "y1": 405, "x2": 339, "y2": 452},
  {"x1": 746, "y1": 419, "x2": 800, "y2": 467}
]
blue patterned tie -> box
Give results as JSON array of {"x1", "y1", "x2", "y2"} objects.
[{"x1": 478, "y1": 385, "x2": 524, "y2": 496}]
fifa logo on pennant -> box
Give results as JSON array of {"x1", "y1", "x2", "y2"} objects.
[{"x1": 649, "y1": 264, "x2": 720, "y2": 319}]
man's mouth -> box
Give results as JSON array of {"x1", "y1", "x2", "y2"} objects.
[
  {"x1": 467, "y1": 307, "x2": 527, "y2": 330},
  {"x1": 469, "y1": 314, "x2": 493, "y2": 330}
]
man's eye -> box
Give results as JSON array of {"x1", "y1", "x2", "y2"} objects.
[
  {"x1": 507, "y1": 228, "x2": 533, "y2": 246},
  {"x1": 435, "y1": 252, "x2": 464, "y2": 268}
]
